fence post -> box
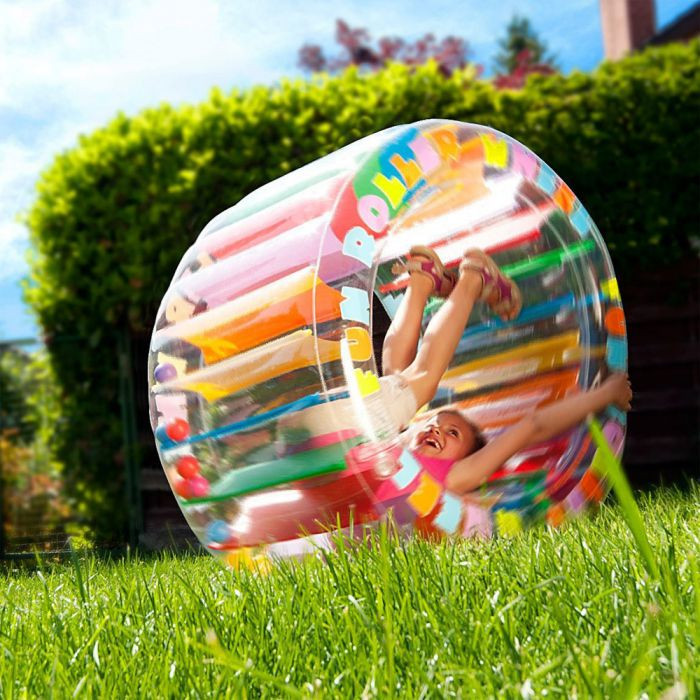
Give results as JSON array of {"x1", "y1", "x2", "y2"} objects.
[{"x1": 117, "y1": 329, "x2": 143, "y2": 549}]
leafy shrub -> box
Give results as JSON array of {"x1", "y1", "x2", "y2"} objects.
[
  {"x1": 0, "y1": 349, "x2": 69, "y2": 550},
  {"x1": 25, "y1": 41, "x2": 700, "y2": 541}
]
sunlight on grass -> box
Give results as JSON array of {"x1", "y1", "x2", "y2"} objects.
[{"x1": 0, "y1": 487, "x2": 698, "y2": 697}]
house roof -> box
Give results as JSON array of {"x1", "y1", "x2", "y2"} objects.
[{"x1": 646, "y1": 2, "x2": 700, "y2": 45}]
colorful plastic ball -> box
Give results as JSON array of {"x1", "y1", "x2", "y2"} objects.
[
  {"x1": 176, "y1": 455, "x2": 200, "y2": 479},
  {"x1": 188, "y1": 475, "x2": 210, "y2": 498},
  {"x1": 206, "y1": 520, "x2": 231, "y2": 544},
  {"x1": 155, "y1": 424, "x2": 174, "y2": 447},
  {"x1": 165, "y1": 418, "x2": 190, "y2": 442},
  {"x1": 154, "y1": 362, "x2": 177, "y2": 383},
  {"x1": 173, "y1": 478, "x2": 192, "y2": 499}
]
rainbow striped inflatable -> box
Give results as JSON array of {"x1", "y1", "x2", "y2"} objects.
[{"x1": 148, "y1": 120, "x2": 627, "y2": 567}]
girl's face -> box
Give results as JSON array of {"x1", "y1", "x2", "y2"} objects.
[{"x1": 412, "y1": 411, "x2": 476, "y2": 461}]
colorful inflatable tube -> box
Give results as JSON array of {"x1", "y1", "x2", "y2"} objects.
[{"x1": 148, "y1": 120, "x2": 627, "y2": 567}]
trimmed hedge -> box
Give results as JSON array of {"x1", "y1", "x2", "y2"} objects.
[{"x1": 25, "y1": 41, "x2": 700, "y2": 541}]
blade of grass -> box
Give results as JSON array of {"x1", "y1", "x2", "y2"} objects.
[{"x1": 587, "y1": 417, "x2": 659, "y2": 579}]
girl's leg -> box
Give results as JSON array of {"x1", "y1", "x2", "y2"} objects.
[
  {"x1": 400, "y1": 269, "x2": 484, "y2": 408},
  {"x1": 381, "y1": 272, "x2": 433, "y2": 374}
]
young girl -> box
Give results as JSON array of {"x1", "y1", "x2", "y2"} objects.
[{"x1": 379, "y1": 247, "x2": 632, "y2": 495}]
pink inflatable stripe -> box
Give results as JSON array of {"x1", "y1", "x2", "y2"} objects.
[
  {"x1": 379, "y1": 204, "x2": 552, "y2": 294},
  {"x1": 462, "y1": 503, "x2": 493, "y2": 539},
  {"x1": 176, "y1": 217, "x2": 361, "y2": 308},
  {"x1": 198, "y1": 173, "x2": 347, "y2": 261},
  {"x1": 285, "y1": 429, "x2": 361, "y2": 455}
]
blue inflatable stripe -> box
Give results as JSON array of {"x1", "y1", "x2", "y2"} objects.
[
  {"x1": 536, "y1": 163, "x2": 558, "y2": 195},
  {"x1": 455, "y1": 291, "x2": 605, "y2": 355},
  {"x1": 163, "y1": 391, "x2": 350, "y2": 451},
  {"x1": 569, "y1": 203, "x2": 592, "y2": 236},
  {"x1": 606, "y1": 337, "x2": 628, "y2": 371},
  {"x1": 433, "y1": 492, "x2": 462, "y2": 534},
  {"x1": 606, "y1": 405, "x2": 628, "y2": 426},
  {"x1": 392, "y1": 450, "x2": 422, "y2": 490}
]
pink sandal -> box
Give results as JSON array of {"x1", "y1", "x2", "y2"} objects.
[
  {"x1": 391, "y1": 246, "x2": 457, "y2": 298},
  {"x1": 460, "y1": 249, "x2": 523, "y2": 321}
]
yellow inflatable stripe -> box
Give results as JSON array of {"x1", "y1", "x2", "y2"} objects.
[
  {"x1": 601, "y1": 278, "x2": 621, "y2": 302},
  {"x1": 355, "y1": 368, "x2": 380, "y2": 397},
  {"x1": 495, "y1": 509, "x2": 523, "y2": 536},
  {"x1": 480, "y1": 134, "x2": 508, "y2": 168},
  {"x1": 443, "y1": 332, "x2": 580, "y2": 379},
  {"x1": 444, "y1": 346, "x2": 605, "y2": 394},
  {"x1": 154, "y1": 330, "x2": 341, "y2": 402},
  {"x1": 441, "y1": 333, "x2": 605, "y2": 394}
]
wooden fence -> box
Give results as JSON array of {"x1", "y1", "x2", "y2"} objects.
[
  {"x1": 617, "y1": 259, "x2": 699, "y2": 486},
  {"x1": 133, "y1": 260, "x2": 700, "y2": 549}
]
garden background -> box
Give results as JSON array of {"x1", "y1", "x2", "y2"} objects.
[
  {"x1": 0, "y1": 4, "x2": 698, "y2": 696},
  {"x1": 0, "y1": 4, "x2": 698, "y2": 555}
]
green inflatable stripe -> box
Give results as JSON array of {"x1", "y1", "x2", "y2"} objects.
[
  {"x1": 423, "y1": 240, "x2": 597, "y2": 318},
  {"x1": 183, "y1": 437, "x2": 362, "y2": 505},
  {"x1": 501, "y1": 239, "x2": 596, "y2": 279}
]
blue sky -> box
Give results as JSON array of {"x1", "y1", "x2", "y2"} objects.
[{"x1": 0, "y1": 0, "x2": 696, "y2": 340}]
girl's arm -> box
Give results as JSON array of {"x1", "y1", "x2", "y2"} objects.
[{"x1": 444, "y1": 373, "x2": 632, "y2": 494}]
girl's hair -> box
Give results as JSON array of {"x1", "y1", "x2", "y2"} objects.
[{"x1": 439, "y1": 409, "x2": 487, "y2": 456}]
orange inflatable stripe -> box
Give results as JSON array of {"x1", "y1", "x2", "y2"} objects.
[
  {"x1": 425, "y1": 133, "x2": 485, "y2": 176},
  {"x1": 399, "y1": 141, "x2": 488, "y2": 228},
  {"x1": 452, "y1": 369, "x2": 579, "y2": 429},
  {"x1": 154, "y1": 330, "x2": 341, "y2": 402},
  {"x1": 155, "y1": 268, "x2": 343, "y2": 364},
  {"x1": 605, "y1": 307, "x2": 626, "y2": 336},
  {"x1": 440, "y1": 332, "x2": 604, "y2": 394}
]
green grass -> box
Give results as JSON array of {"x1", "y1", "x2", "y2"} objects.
[{"x1": 1, "y1": 487, "x2": 698, "y2": 699}]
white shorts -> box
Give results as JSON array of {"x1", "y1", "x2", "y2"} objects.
[{"x1": 378, "y1": 374, "x2": 418, "y2": 431}]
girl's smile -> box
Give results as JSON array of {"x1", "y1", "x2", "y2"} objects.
[{"x1": 412, "y1": 411, "x2": 475, "y2": 460}]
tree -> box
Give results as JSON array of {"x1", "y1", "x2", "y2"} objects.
[
  {"x1": 494, "y1": 15, "x2": 558, "y2": 74},
  {"x1": 493, "y1": 15, "x2": 558, "y2": 89},
  {"x1": 0, "y1": 346, "x2": 36, "y2": 444},
  {"x1": 298, "y1": 19, "x2": 480, "y2": 77}
]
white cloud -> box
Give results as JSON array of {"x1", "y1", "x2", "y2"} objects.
[
  {"x1": 0, "y1": 139, "x2": 40, "y2": 282},
  {"x1": 0, "y1": 220, "x2": 30, "y2": 282},
  {"x1": 0, "y1": 127, "x2": 85, "y2": 282},
  {"x1": 1, "y1": 0, "x2": 281, "y2": 117},
  {"x1": 0, "y1": 0, "x2": 608, "y2": 338}
]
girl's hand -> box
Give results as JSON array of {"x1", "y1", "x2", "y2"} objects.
[{"x1": 603, "y1": 373, "x2": 633, "y2": 411}]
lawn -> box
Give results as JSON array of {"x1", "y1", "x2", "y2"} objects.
[{"x1": 1, "y1": 486, "x2": 698, "y2": 698}]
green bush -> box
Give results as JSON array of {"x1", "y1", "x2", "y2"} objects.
[{"x1": 25, "y1": 41, "x2": 700, "y2": 541}]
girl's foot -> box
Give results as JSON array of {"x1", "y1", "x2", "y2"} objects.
[
  {"x1": 391, "y1": 246, "x2": 457, "y2": 299},
  {"x1": 459, "y1": 249, "x2": 523, "y2": 321}
]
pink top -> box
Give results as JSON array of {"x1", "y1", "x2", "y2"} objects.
[{"x1": 410, "y1": 451, "x2": 455, "y2": 486}]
